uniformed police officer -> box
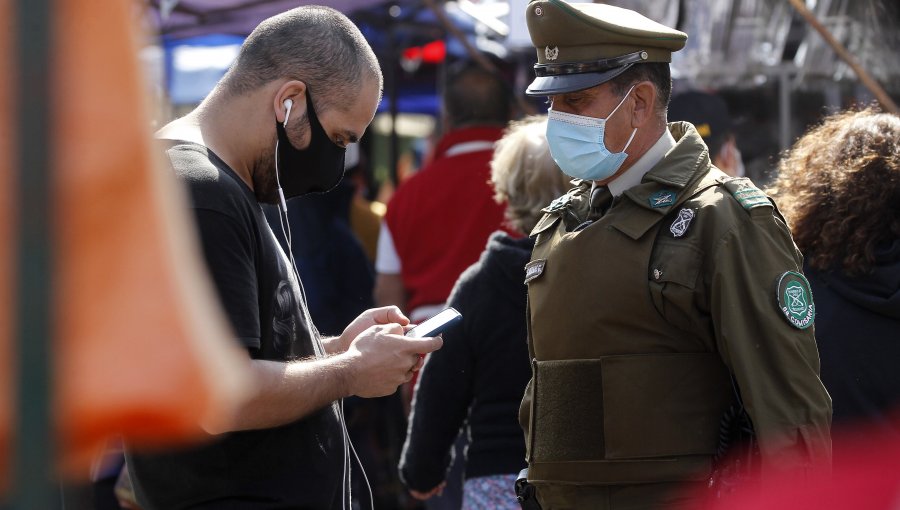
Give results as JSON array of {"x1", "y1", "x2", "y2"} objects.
[{"x1": 516, "y1": 2, "x2": 832, "y2": 509}]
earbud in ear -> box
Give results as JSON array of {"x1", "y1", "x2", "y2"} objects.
[{"x1": 283, "y1": 98, "x2": 293, "y2": 127}]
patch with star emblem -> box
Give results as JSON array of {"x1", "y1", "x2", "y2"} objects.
[
  {"x1": 649, "y1": 190, "x2": 676, "y2": 208},
  {"x1": 776, "y1": 271, "x2": 815, "y2": 329}
]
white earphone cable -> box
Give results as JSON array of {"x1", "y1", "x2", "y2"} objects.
[{"x1": 274, "y1": 132, "x2": 373, "y2": 510}]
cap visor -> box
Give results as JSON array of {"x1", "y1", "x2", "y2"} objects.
[{"x1": 525, "y1": 65, "x2": 632, "y2": 96}]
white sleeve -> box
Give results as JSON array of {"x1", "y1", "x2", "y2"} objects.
[{"x1": 375, "y1": 222, "x2": 402, "y2": 274}]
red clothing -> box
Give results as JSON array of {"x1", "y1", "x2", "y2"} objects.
[
  {"x1": 692, "y1": 424, "x2": 900, "y2": 510},
  {"x1": 384, "y1": 126, "x2": 512, "y2": 314}
]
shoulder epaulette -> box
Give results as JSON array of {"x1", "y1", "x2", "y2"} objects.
[{"x1": 722, "y1": 177, "x2": 772, "y2": 211}]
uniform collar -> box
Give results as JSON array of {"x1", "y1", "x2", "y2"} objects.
[
  {"x1": 607, "y1": 129, "x2": 676, "y2": 197},
  {"x1": 608, "y1": 122, "x2": 721, "y2": 240},
  {"x1": 536, "y1": 123, "x2": 718, "y2": 241}
]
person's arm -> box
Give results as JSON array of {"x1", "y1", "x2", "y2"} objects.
[
  {"x1": 710, "y1": 206, "x2": 832, "y2": 479},
  {"x1": 374, "y1": 273, "x2": 407, "y2": 310},
  {"x1": 191, "y1": 208, "x2": 437, "y2": 434},
  {"x1": 205, "y1": 322, "x2": 441, "y2": 434},
  {"x1": 399, "y1": 276, "x2": 477, "y2": 494}
]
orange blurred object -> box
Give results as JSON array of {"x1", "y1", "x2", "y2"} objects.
[
  {"x1": 0, "y1": 0, "x2": 12, "y2": 494},
  {"x1": 0, "y1": 0, "x2": 252, "y2": 489}
]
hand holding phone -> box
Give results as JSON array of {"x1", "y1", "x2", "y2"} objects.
[{"x1": 406, "y1": 308, "x2": 462, "y2": 338}]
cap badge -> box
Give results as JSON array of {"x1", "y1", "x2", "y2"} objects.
[
  {"x1": 534, "y1": 5, "x2": 543, "y2": 16},
  {"x1": 545, "y1": 46, "x2": 559, "y2": 61},
  {"x1": 669, "y1": 208, "x2": 695, "y2": 237}
]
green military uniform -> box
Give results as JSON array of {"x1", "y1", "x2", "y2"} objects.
[
  {"x1": 518, "y1": 1, "x2": 832, "y2": 508},
  {"x1": 520, "y1": 122, "x2": 831, "y2": 508}
]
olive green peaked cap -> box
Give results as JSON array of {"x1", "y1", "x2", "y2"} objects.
[{"x1": 525, "y1": 0, "x2": 687, "y2": 96}]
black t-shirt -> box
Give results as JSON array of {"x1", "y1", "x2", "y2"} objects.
[{"x1": 127, "y1": 142, "x2": 344, "y2": 509}]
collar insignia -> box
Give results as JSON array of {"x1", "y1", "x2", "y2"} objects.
[
  {"x1": 649, "y1": 190, "x2": 676, "y2": 208},
  {"x1": 544, "y1": 193, "x2": 572, "y2": 213}
]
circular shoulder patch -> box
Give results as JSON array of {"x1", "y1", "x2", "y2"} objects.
[{"x1": 776, "y1": 271, "x2": 815, "y2": 329}]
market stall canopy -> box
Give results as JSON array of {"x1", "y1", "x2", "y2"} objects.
[{"x1": 147, "y1": 0, "x2": 392, "y2": 39}]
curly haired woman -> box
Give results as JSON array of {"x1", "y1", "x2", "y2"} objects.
[{"x1": 768, "y1": 107, "x2": 900, "y2": 460}]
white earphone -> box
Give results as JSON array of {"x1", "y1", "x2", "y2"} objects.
[
  {"x1": 283, "y1": 98, "x2": 293, "y2": 127},
  {"x1": 273, "y1": 92, "x2": 373, "y2": 510}
]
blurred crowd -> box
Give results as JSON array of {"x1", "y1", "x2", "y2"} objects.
[{"x1": 10, "y1": 2, "x2": 896, "y2": 510}]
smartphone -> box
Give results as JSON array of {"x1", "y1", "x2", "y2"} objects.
[{"x1": 406, "y1": 307, "x2": 462, "y2": 338}]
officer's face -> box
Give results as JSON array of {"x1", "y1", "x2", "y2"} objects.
[{"x1": 548, "y1": 82, "x2": 635, "y2": 154}]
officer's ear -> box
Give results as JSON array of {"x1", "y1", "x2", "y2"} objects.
[{"x1": 630, "y1": 80, "x2": 657, "y2": 128}]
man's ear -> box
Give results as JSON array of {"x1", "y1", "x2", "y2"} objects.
[
  {"x1": 630, "y1": 81, "x2": 657, "y2": 128},
  {"x1": 273, "y1": 80, "x2": 307, "y2": 124}
]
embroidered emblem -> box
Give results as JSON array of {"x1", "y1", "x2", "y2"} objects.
[
  {"x1": 524, "y1": 259, "x2": 547, "y2": 284},
  {"x1": 776, "y1": 271, "x2": 815, "y2": 329},
  {"x1": 652, "y1": 268, "x2": 663, "y2": 280},
  {"x1": 545, "y1": 46, "x2": 559, "y2": 61},
  {"x1": 733, "y1": 186, "x2": 770, "y2": 210},
  {"x1": 724, "y1": 178, "x2": 772, "y2": 211},
  {"x1": 534, "y1": 5, "x2": 543, "y2": 16},
  {"x1": 544, "y1": 193, "x2": 572, "y2": 213},
  {"x1": 669, "y1": 208, "x2": 695, "y2": 237},
  {"x1": 649, "y1": 190, "x2": 676, "y2": 208}
]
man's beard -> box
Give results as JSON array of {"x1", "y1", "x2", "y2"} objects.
[
  {"x1": 251, "y1": 148, "x2": 279, "y2": 204},
  {"x1": 252, "y1": 111, "x2": 309, "y2": 204}
]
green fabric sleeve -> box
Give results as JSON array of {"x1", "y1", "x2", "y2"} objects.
[{"x1": 709, "y1": 207, "x2": 832, "y2": 479}]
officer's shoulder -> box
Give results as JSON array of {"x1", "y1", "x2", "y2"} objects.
[
  {"x1": 689, "y1": 174, "x2": 774, "y2": 219},
  {"x1": 679, "y1": 173, "x2": 792, "y2": 247},
  {"x1": 530, "y1": 180, "x2": 587, "y2": 237},
  {"x1": 720, "y1": 177, "x2": 775, "y2": 215}
]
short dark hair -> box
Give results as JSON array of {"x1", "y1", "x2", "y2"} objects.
[
  {"x1": 442, "y1": 62, "x2": 511, "y2": 128},
  {"x1": 607, "y1": 63, "x2": 671, "y2": 115},
  {"x1": 220, "y1": 6, "x2": 382, "y2": 112}
]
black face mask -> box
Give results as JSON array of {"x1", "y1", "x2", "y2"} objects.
[{"x1": 276, "y1": 90, "x2": 346, "y2": 199}]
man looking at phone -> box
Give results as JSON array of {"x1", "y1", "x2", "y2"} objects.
[
  {"x1": 125, "y1": 7, "x2": 442, "y2": 509},
  {"x1": 516, "y1": 2, "x2": 831, "y2": 508}
]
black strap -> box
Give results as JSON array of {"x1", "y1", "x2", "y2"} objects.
[
  {"x1": 515, "y1": 469, "x2": 542, "y2": 510},
  {"x1": 534, "y1": 50, "x2": 649, "y2": 77}
]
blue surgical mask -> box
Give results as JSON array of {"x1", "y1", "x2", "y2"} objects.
[{"x1": 546, "y1": 85, "x2": 637, "y2": 181}]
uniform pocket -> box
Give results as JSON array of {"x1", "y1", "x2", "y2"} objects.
[
  {"x1": 600, "y1": 353, "x2": 732, "y2": 459},
  {"x1": 531, "y1": 359, "x2": 605, "y2": 462},
  {"x1": 648, "y1": 242, "x2": 703, "y2": 332}
]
